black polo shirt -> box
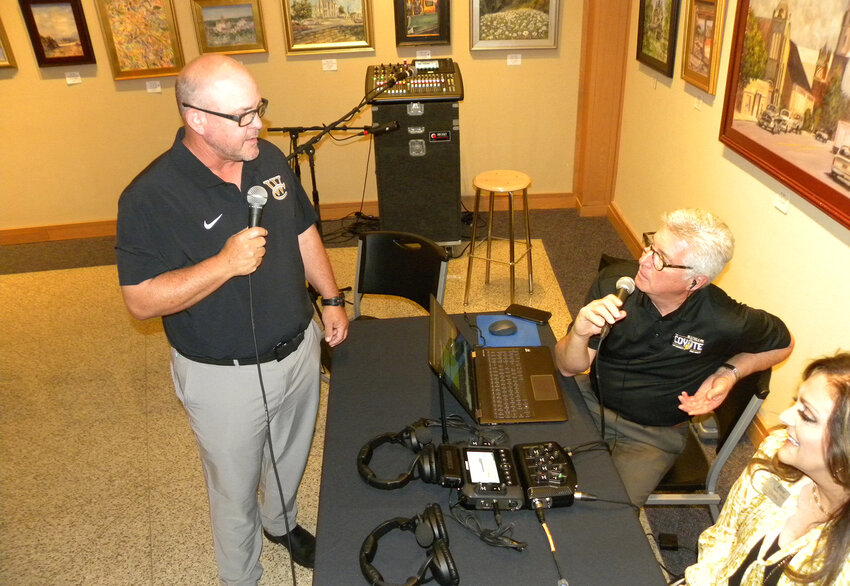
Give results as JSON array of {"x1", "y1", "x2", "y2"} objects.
[
  {"x1": 116, "y1": 128, "x2": 317, "y2": 361},
  {"x1": 587, "y1": 260, "x2": 791, "y2": 426}
]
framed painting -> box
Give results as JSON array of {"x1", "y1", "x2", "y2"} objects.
[
  {"x1": 681, "y1": 0, "x2": 725, "y2": 94},
  {"x1": 94, "y1": 0, "x2": 184, "y2": 80},
  {"x1": 394, "y1": 0, "x2": 449, "y2": 46},
  {"x1": 636, "y1": 0, "x2": 681, "y2": 77},
  {"x1": 719, "y1": 0, "x2": 850, "y2": 231},
  {"x1": 18, "y1": 0, "x2": 96, "y2": 67},
  {"x1": 470, "y1": 0, "x2": 558, "y2": 50},
  {"x1": 191, "y1": 0, "x2": 267, "y2": 54},
  {"x1": 0, "y1": 16, "x2": 16, "y2": 68},
  {"x1": 281, "y1": 0, "x2": 374, "y2": 55}
]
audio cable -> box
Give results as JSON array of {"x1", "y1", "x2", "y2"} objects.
[
  {"x1": 532, "y1": 500, "x2": 570, "y2": 586},
  {"x1": 248, "y1": 274, "x2": 298, "y2": 585}
]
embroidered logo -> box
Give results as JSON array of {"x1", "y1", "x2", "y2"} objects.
[
  {"x1": 264, "y1": 175, "x2": 288, "y2": 200},
  {"x1": 204, "y1": 213, "x2": 223, "y2": 230},
  {"x1": 672, "y1": 333, "x2": 704, "y2": 354}
]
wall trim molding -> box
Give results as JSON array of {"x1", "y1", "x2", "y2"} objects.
[{"x1": 1, "y1": 193, "x2": 576, "y2": 245}]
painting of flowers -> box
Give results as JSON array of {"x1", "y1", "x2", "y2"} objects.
[{"x1": 471, "y1": 0, "x2": 558, "y2": 50}]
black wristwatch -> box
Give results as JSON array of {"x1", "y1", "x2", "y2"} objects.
[{"x1": 321, "y1": 293, "x2": 345, "y2": 307}]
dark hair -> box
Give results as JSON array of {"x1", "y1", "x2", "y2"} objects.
[{"x1": 754, "y1": 352, "x2": 850, "y2": 583}]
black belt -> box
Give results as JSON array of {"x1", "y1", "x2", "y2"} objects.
[{"x1": 182, "y1": 329, "x2": 306, "y2": 366}]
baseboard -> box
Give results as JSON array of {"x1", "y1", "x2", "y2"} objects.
[
  {"x1": 1, "y1": 193, "x2": 577, "y2": 245},
  {"x1": 0, "y1": 220, "x2": 118, "y2": 245},
  {"x1": 606, "y1": 201, "x2": 642, "y2": 258}
]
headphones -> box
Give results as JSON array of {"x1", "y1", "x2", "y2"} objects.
[
  {"x1": 357, "y1": 417, "x2": 507, "y2": 490},
  {"x1": 359, "y1": 503, "x2": 459, "y2": 586}
]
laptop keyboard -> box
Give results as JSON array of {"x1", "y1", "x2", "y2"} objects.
[{"x1": 486, "y1": 349, "x2": 532, "y2": 419}]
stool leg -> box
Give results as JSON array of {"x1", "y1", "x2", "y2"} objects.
[
  {"x1": 522, "y1": 188, "x2": 533, "y2": 294},
  {"x1": 464, "y1": 188, "x2": 482, "y2": 305},
  {"x1": 484, "y1": 190, "x2": 495, "y2": 284},
  {"x1": 508, "y1": 190, "x2": 516, "y2": 305}
]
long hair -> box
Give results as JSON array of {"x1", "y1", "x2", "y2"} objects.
[{"x1": 754, "y1": 352, "x2": 850, "y2": 583}]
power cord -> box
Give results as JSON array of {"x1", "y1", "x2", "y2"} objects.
[{"x1": 248, "y1": 274, "x2": 297, "y2": 584}]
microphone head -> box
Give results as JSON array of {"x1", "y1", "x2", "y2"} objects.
[
  {"x1": 246, "y1": 185, "x2": 268, "y2": 209},
  {"x1": 616, "y1": 276, "x2": 636, "y2": 294}
]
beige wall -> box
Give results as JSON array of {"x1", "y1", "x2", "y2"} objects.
[
  {"x1": 0, "y1": 0, "x2": 582, "y2": 231},
  {"x1": 614, "y1": 0, "x2": 850, "y2": 427}
]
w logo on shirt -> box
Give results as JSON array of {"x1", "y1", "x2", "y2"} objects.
[{"x1": 264, "y1": 176, "x2": 288, "y2": 200}]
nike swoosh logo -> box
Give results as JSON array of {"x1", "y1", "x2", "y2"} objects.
[{"x1": 204, "y1": 213, "x2": 223, "y2": 230}]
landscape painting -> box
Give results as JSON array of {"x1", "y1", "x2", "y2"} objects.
[
  {"x1": 636, "y1": 0, "x2": 681, "y2": 76},
  {"x1": 282, "y1": 0, "x2": 374, "y2": 54},
  {"x1": 720, "y1": 0, "x2": 850, "y2": 230},
  {"x1": 470, "y1": 0, "x2": 559, "y2": 50},
  {"x1": 18, "y1": 0, "x2": 96, "y2": 66},
  {"x1": 191, "y1": 0, "x2": 267, "y2": 54}
]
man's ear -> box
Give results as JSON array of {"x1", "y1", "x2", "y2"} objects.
[
  {"x1": 690, "y1": 275, "x2": 707, "y2": 290},
  {"x1": 184, "y1": 109, "x2": 206, "y2": 135}
]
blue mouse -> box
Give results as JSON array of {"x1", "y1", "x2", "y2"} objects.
[{"x1": 488, "y1": 319, "x2": 517, "y2": 336}]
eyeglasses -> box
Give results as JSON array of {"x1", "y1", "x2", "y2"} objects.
[
  {"x1": 642, "y1": 232, "x2": 692, "y2": 271},
  {"x1": 181, "y1": 98, "x2": 268, "y2": 127}
]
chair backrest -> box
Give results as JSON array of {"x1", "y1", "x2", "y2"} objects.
[
  {"x1": 713, "y1": 368, "x2": 771, "y2": 453},
  {"x1": 354, "y1": 231, "x2": 450, "y2": 318}
]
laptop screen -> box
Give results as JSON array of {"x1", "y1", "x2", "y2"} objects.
[{"x1": 428, "y1": 296, "x2": 476, "y2": 415}]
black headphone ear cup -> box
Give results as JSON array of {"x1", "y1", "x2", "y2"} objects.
[
  {"x1": 416, "y1": 444, "x2": 439, "y2": 484},
  {"x1": 428, "y1": 540, "x2": 459, "y2": 586},
  {"x1": 415, "y1": 503, "x2": 448, "y2": 548},
  {"x1": 402, "y1": 422, "x2": 433, "y2": 452}
]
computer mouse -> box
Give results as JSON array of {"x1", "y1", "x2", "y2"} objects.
[{"x1": 488, "y1": 319, "x2": 517, "y2": 336}]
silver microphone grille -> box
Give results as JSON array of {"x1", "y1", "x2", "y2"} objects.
[
  {"x1": 616, "y1": 276, "x2": 636, "y2": 294},
  {"x1": 246, "y1": 185, "x2": 268, "y2": 207}
]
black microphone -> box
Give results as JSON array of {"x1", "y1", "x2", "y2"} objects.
[
  {"x1": 246, "y1": 185, "x2": 268, "y2": 228},
  {"x1": 367, "y1": 120, "x2": 399, "y2": 136},
  {"x1": 599, "y1": 276, "x2": 635, "y2": 340},
  {"x1": 386, "y1": 66, "x2": 415, "y2": 87}
]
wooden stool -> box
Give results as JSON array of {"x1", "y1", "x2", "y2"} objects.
[{"x1": 464, "y1": 170, "x2": 533, "y2": 305}]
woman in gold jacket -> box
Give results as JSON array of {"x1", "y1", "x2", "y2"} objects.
[{"x1": 685, "y1": 352, "x2": 850, "y2": 585}]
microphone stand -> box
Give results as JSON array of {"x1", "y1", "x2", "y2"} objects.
[{"x1": 267, "y1": 82, "x2": 392, "y2": 238}]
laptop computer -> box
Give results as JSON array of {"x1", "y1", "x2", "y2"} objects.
[{"x1": 428, "y1": 296, "x2": 568, "y2": 425}]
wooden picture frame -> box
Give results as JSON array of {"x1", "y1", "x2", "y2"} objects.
[
  {"x1": 719, "y1": 0, "x2": 850, "y2": 231},
  {"x1": 18, "y1": 0, "x2": 96, "y2": 67},
  {"x1": 191, "y1": 0, "x2": 267, "y2": 55},
  {"x1": 94, "y1": 0, "x2": 184, "y2": 80},
  {"x1": 0, "y1": 16, "x2": 16, "y2": 68},
  {"x1": 636, "y1": 0, "x2": 680, "y2": 77},
  {"x1": 281, "y1": 0, "x2": 374, "y2": 55},
  {"x1": 470, "y1": 0, "x2": 558, "y2": 51},
  {"x1": 394, "y1": 0, "x2": 449, "y2": 46},
  {"x1": 681, "y1": 0, "x2": 725, "y2": 94}
]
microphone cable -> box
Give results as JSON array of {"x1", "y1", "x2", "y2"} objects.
[
  {"x1": 532, "y1": 501, "x2": 570, "y2": 586},
  {"x1": 447, "y1": 493, "x2": 526, "y2": 552},
  {"x1": 247, "y1": 274, "x2": 298, "y2": 585}
]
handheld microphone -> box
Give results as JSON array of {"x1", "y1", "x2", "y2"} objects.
[
  {"x1": 366, "y1": 120, "x2": 400, "y2": 136},
  {"x1": 386, "y1": 66, "x2": 415, "y2": 87},
  {"x1": 599, "y1": 276, "x2": 635, "y2": 340},
  {"x1": 246, "y1": 185, "x2": 268, "y2": 228}
]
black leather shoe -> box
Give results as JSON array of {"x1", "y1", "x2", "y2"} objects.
[{"x1": 263, "y1": 525, "x2": 316, "y2": 569}]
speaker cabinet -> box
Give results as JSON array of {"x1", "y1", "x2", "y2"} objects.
[{"x1": 372, "y1": 101, "x2": 461, "y2": 244}]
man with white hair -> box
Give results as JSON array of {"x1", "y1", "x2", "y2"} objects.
[{"x1": 555, "y1": 209, "x2": 792, "y2": 507}]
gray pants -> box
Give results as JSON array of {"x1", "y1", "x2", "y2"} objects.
[
  {"x1": 575, "y1": 374, "x2": 688, "y2": 507},
  {"x1": 170, "y1": 322, "x2": 321, "y2": 585}
]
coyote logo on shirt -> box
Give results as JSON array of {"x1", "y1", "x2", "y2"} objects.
[
  {"x1": 672, "y1": 333, "x2": 704, "y2": 354},
  {"x1": 264, "y1": 176, "x2": 288, "y2": 200}
]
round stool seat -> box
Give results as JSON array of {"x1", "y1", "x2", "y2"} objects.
[{"x1": 473, "y1": 170, "x2": 531, "y2": 193}]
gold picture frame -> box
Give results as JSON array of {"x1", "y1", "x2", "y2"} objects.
[
  {"x1": 0, "y1": 16, "x2": 17, "y2": 68},
  {"x1": 680, "y1": 0, "x2": 725, "y2": 94},
  {"x1": 191, "y1": 0, "x2": 267, "y2": 55},
  {"x1": 281, "y1": 0, "x2": 374, "y2": 55},
  {"x1": 94, "y1": 0, "x2": 185, "y2": 80}
]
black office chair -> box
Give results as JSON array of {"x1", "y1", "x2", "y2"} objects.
[
  {"x1": 644, "y1": 368, "x2": 771, "y2": 521},
  {"x1": 353, "y1": 230, "x2": 450, "y2": 319}
]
